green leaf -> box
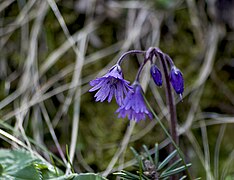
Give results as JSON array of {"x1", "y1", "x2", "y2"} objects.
[
  {"x1": 130, "y1": 147, "x2": 144, "y2": 173},
  {"x1": 0, "y1": 121, "x2": 64, "y2": 167},
  {"x1": 72, "y1": 173, "x2": 107, "y2": 180},
  {"x1": 130, "y1": 147, "x2": 140, "y2": 159},
  {"x1": 157, "y1": 150, "x2": 177, "y2": 171},
  {"x1": 0, "y1": 164, "x2": 3, "y2": 175},
  {"x1": 113, "y1": 173, "x2": 132, "y2": 180},
  {"x1": 161, "y1": 158, "x2": 182, "y2": 174},
  {"x1": 154, "y1": 143, "x2": 159, "y2": 168},
  {"x1": 119, "y1": 170, "x2": 140, "y2": 179},
  {"x1": 142, "y1": 145, "x2": 154, "y2": 164},
  {"x1": 160, "y1": 163, "x2": 192, "y2": 178},
  {"x1": 8, "y1": 164, "x2": 42, "y2": 180},
  {"x1": 0, "y1": 149, "x2": 63, "y2": 179},
  {"x1": 141, "y1": 174, "x2": 151, "y2": 180}
]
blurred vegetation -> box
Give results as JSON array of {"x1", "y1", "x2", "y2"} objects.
[{"x1": 0, "y1": 0, "x2": 234, "y2": 179}]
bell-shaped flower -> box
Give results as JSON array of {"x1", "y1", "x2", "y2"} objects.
[
  {"x1": 89, "y1": 64, "x2": 132, "y2": 105},
  {"x1": 116, "y1": 84, "x2": 153, "y2": 122}
]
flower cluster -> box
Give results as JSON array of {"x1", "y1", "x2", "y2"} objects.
[{"x1": 89, "y1": 48, "x2": 184, "y2": 122}]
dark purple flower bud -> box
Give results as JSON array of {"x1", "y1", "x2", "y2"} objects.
[
  {"x1": 170, "y1": 66, "x2": 184, "y2": 96},
  {"x1": 150, "y1": 64, "x2": 162, "y2": 86}
]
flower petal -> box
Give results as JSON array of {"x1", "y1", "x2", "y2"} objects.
[
  {"x1": 89, "y1": 64, "x2": 132, "y2": 104},
  {"x1": 116, "y1": 84, "x2": 152, "y2": 122}
]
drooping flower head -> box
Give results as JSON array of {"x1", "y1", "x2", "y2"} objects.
[
  {"x1": 170, "y1": 66, "x2": 184, "y2": 97},
  {"x1": 89, "y1": 64, "x2": 132, "y2": 105},
  {"x1": 150, "y1": 64, "x2": 163, "y2": 86},
  {"x1": 116, "y1": 83, "x2": 153, "y2": 122}
]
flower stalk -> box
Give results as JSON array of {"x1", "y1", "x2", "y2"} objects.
[
  {"x1": 117, "y1": 50, "x2": 145, "y2": 65},
  {"x1": 157, "y1": 53, "x2": 179, "y2": 151}
]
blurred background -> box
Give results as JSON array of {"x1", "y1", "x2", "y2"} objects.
[{"x1": 0, "y1": 0, "x2": 234, "y2": 179}]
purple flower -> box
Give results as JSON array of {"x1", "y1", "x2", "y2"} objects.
[
  {"x1": 150, "y1": 64, "x2": 162, "y2": 86},
  {"x1": 89, "y1": 64, "x2": 132, "y2": 105},
  {"x1": 116, "y1": 84, "x2": 153, "y2": 122},
  {"x1": 170, "y1": 66, "x2": 184, "y2": 96}
]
